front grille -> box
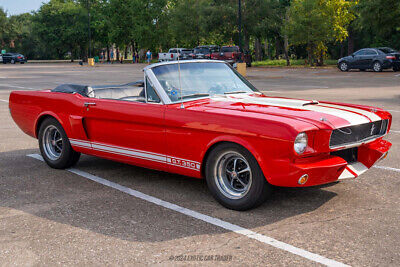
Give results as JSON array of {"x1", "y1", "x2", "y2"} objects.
[
  {"x1": 331, "y1": 147, "x2": 358, "y2": 163},
  {"x1": 330, "y1": 120, "x2": 388, "y2": 148}
]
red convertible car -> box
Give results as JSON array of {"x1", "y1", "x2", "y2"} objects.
[{"x1": 9, "y1": 60, "x2": 392, "y2": 210}]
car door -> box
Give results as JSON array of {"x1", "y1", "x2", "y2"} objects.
[
  {"x1": 364, "y1": 49, "x2": 378, "y2": 68},
  {"x1": 82, "y1": 75, "x2": 167, "y2": 171},
  {"x1": 2, "y1": 53, "x2": 10, "y2": 63},
  {"x1": 351, "y1": 49, "x2": 366, "y2": 68}
]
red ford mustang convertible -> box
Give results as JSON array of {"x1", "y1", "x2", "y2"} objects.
[{"x1": 9, "y1": 60, "x2": 392, "y2": 210}]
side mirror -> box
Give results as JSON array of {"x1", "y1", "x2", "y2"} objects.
[{"x1": 351, "y1": 53, "x2": 355, "y2": 57}]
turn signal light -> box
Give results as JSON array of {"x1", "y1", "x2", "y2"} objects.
[{"x1": 298, "y1": 174, "x2": 309, "y2": 185}]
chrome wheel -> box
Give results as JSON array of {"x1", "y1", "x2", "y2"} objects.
[
  {"x1": 214, "y1": 151, "x2": 252, "y2": 199},
  {"x1": 42, "y1": 125, "x2": 63, "y2": 160},
  {"x1": 373, "y1": 62, "x2": 381, "y2": 72},
  {"x1": 340, "y1": 62, "x2": 348, "y2": 71}
]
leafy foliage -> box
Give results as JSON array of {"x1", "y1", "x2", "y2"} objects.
[{"x1": 0, "y1": 0, "x2": 398, "y2": 63}]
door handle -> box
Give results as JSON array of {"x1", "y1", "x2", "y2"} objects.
[{"x1": 84, "y1": 102, "x2": 96, "y2": 107}]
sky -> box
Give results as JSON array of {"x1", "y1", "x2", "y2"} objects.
[{"x1": 0, "y1": 0, "x2": 49, "y2": 15}]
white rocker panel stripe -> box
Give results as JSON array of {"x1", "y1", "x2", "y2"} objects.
[{"x1": 69, "y1": 139, "x2": 201, "y2": 171}]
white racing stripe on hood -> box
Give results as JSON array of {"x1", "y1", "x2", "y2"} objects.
[
  {"x1": 212, "y1": 94, "x2": 371, "y2": 125},
  {"x1": 319, "y1": 103, "x2": 381, "y2": 122}
]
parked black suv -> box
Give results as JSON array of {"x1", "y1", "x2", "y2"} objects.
[
  {"x1": 338, "y1": 47, "x2": 400, "y2": 72},
  {"x1": 2, "y1": 53, "x2": 27, "y2": 64},
  {"x1": 190, "y1": 45, "x2": 220, "y2": 59}
]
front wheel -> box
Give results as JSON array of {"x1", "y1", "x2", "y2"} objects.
[
  {"x1": 373, "y1": 61, "x2": 382, "y2": 72},
  {"x1": 205, "y1": 143, "x2": 271, "y2": 211},
  {"x1": 11, "y1": 59, "x2": 15, "y2": 64},
  {"x1": 38, "y1": 118, "x2": 80, "y2": 169},
  {"x1": 393, "y1": 66, "x2": 399, "y2": 72},
  {"x1": 339, "y1": 62, "x2": 348, "y2": 71}
]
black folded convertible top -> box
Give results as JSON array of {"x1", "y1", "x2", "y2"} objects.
[{"x1": 52, "y1": 84, "x2": 90, "y2": 96}]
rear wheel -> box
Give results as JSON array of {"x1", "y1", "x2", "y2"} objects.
[
  {"x1": 339, "y1": 62, "x2": 348, "y2": 71},
  {"x1": 205, "y1": 143, "x2": 271, "y2": 211},
  {"x1": 38, "y1": 118, "x2": 80, "y2": 169},
  {"x1": 393, "y1": 66, "x2": 399, "y2": 72},
  {"x1": 373, "y1": 61, "x2": 382, "y2": 72},
  {"x1": 11, "y1": 59, "x2": 15, "y2": 64}
]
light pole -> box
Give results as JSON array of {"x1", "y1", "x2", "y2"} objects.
[
  {"x1": 87, "y1": 0, "x2": 92, "y2": 59},
  {"x1": 238, "y1": 0, "x2": 242, "y2": 51}
]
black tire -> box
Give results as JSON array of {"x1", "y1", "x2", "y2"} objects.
[
  {"x1": 205, "y1": 143, "x2": 271, "y2": 211},
  {"x1": 11, "y1": 59, "x2": 15, "y2": 64},
  {"x1": 38, "y1": 117, "x2": 80, "y2": 169},
  {"x1": 393, "y1": 66, "x2": 399, "y2": 72},
  {"x1": 372, "y1": 61, "x2": 382, "y2": 72},
  {"x1": 339, "y1": 61, "x2": 348, "y2": 72}
]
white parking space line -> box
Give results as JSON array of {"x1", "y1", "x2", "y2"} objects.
[
  {"x1": 27, "y1": 153, "x2": 348, "y2": 267},
  {"x1": 388, "y1": 110, "x2": 400, "y2": 113},
  {"x1": 0, "y1": 84, "x2": 38, "y2": 90},
  {"x1": 374, "y1": 165, "x2": 400, "y2": 173},
  {"x1": 390, "y1": 130, "x2": 400, "y2": 134},
  {"x1": 0, "y1": 99, "x2": 9, "y2": 103}
]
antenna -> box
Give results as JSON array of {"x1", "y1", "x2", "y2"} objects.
[{"x1": 177, "y1": 47, "x2": 184, "y2": 109}]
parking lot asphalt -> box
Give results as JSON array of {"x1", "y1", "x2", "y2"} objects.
[{"x1": 0, "y1": 63, "x2": 399, "y2": 266}]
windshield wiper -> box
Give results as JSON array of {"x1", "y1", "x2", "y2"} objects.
[
  {"x1": 224, "y1": 91, "x2": 248, "y2": 94},
  {"x1": 181, "y1": 93, "x2": 210, "y2": 99}
]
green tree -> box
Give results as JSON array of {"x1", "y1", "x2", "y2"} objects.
[
  {"x1": 355, "y1": 0, "x2": 400, "y2": 48},
  {"x1": 34, "y1": 0, "x2": 88, "y2": 59},
  {"x1": 287, "y1": 0, "x2": 355, "y2": 65}
]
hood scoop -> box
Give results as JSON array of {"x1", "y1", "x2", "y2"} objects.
[{"x1": 302, "y1": 100, "x2": 320, "y2": 106}]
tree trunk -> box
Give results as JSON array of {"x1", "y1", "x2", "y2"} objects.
[
  {"x1": 106, "y1": 44, "x2": 110, "y2": 62},
  {"x1": 283, "y1": 10, "x2": 290, "y2": 66},
  {"x1": 244, "y1": 28, "x2": 250, "y2": 52},
  {"x1": 347, "y1": 26, "x2": 354, "y2": 56},
  {"x1": 340, "y1": 42, "x2": 344, "y2": 58},
  {"x1": 275, "y1": 37, "x2": 281, "y2": 59},
  {"x1": 255, "y1": 38, "x2": 262, "y2": 61},
  {"x1": 264, "y1": 38, "x2": 269, "y2": 60},
  {"x1": 307, "y1": 43, "x2": 313, "y2": 66},
  {"x1": 318, "y1": 50, "x2": 324, "y2": 66}
]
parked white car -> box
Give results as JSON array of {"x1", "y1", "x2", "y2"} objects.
[{"x1": 158, "y1": 48, "x2": 187, "y2": 62}]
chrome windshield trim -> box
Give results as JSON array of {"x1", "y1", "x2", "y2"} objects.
[
  {"x1": 143, "y1": 59, "x2": 226, "y2": 71},
  {"x1": 144, "y1": 60, "x2": 259, "y2": 105},
  {"x1": 144, "y1": 68, "x2": 171, "y2": 104}
]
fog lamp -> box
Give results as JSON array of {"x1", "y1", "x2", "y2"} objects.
[{"x1": 298, "y1": 174, "x2": 309, "y2": 185}]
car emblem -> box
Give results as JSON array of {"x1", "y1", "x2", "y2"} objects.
[{"x1": 370, "y1": 124, "x2": 375, "y2": 135}]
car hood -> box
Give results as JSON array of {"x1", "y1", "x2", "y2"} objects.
[
  {"x1": 185, "y1": 93, "x2": 383, "y2": 130},
  {"x1": 339, "y1": 56, "x2": 352, "y2": 61}
]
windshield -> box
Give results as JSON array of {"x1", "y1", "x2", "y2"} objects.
[
  {"x1": 194, "y1": 48, "x2": 210, "y2": 54},
  {"x1": 378, "y1": 47, "x2": 397, "y2": 53},
  {"x1": 221, "y1": 47, "x2": 239, "y2": 53},
  {"x1": 152, "y1": 62, "x2": 259, "y2": 102}
]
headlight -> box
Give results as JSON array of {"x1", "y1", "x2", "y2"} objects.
[{"x1": 294, "y1": 132, "x2": 308, "y2": 155}]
